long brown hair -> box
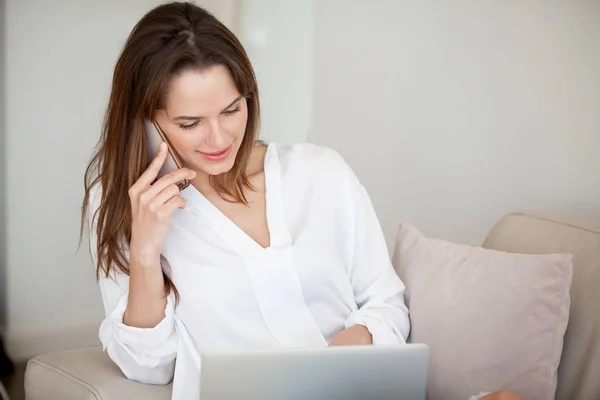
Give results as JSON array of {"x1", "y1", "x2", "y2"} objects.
[{"x1": 80, "y1": 2, "x2": 260, "y2": 299}]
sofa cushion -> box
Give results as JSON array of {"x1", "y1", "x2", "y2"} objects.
[
  {"x1": 392, "y1": 223, "x2": 572, "y2": 400},
  {"x1": 25, "y1": 347, "x2": 171, "y2": 400},
  {"x1": 483, "y1": 212, "x2": 600, "y2": 400}
]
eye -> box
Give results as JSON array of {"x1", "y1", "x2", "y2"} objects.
[
  {"x1": 223, "y1": 106, "x2": 241, "y2": 116},
  {"x1": 179, "y1": 121, "x2": 200, "y2": 130}
]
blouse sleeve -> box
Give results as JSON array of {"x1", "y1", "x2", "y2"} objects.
[
  {"x1": 88, "y1": 185, "x2": 178, "y2": 385},
  {"x1": 342, "y1": 166, "x2": 411, "y2": 345}
]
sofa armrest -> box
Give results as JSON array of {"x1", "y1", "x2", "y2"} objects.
[{"x1": 25, "y1": 347, "x2": 172, "y2": 400}]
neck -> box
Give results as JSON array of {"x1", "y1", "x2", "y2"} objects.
[
  {"x1": 190, "y1": 169, "x2": 212, "y2": 194},
  {"x1": 190, "y1": 141, "x2": 268, "y2": 196}
]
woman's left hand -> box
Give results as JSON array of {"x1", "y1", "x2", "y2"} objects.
[{"x1": 328, "y1": 325, "x2": 373, "y2": 346}]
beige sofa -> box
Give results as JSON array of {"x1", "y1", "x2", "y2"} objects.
[{"x1": 24, "y1": 212, "x2": 600, "y2": 399}]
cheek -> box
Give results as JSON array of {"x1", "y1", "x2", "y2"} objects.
[
  {"x1": 168, "y1": 134, "x2": 196, "y2": 155},
  {"x1": 223, "y1": 111, "x2": 249, "y2": 136}
]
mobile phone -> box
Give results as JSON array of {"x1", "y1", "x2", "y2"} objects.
[{"x1": 144, "y1": 119, "x2": 191, "y2": 191}]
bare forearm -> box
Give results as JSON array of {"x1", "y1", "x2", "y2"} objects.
[
  {"x1": 120, "y1": 143, "x2": 193, "y2": 329},
  {"x1": 124, "y1": 255, "x2": 168, "y2": 328}
]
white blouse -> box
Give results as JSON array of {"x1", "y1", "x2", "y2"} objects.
[{"x1": 89, "y1": 143, "x2": 411, "y2": 399}]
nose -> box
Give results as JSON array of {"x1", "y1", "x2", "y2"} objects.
[{"x1": 203, "y1": 118, "x2": 229, "y2": 150}]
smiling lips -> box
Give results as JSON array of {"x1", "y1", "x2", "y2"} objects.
[{"x1": 198, "y1": 145, "x2": 232, "y2": 162}]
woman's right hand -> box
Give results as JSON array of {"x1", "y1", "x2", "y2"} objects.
[{"x1": 128, "y1": 142, "x2": 196, "y2": 267}]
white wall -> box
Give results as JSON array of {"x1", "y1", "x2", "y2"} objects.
[
  {"x1": 312, "y1": 1, "x2": 600, "y2": 248},
  {"x1": 238, "y1": 0, "x2": 314, "y2": 143},
  {"x1": 0, "y1": 0, "x2": 7, "y2": 327},
  {"x1": 3, "y1": 0, "x2": 237, "y2": 360}
]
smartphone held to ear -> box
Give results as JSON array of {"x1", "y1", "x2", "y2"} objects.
[{"x1": 144, "y1": 120, "x2": 191, "y2": 191}]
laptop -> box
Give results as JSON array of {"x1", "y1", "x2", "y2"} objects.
[{"x1": 200, "y1": 343, "x2": 429, "y2": 400}]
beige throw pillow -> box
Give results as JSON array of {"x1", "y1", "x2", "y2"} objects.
[{"x1": 392, "y1": 223, "x2": 573, "y2": 400}]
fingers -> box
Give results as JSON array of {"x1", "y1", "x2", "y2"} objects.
[
  {"x1": 163, "y1": 194, "x2": 187, "y2": 216},
  {"x1": 128, "y1": 141, "x2": 195, "y2": 205},
  {"x1": 136, "y1": 188, "x2": 186, "y2": 226},
  {"x1": 151, "y1": 184, "x2": 181, "y2": 210},
  {"x1": 147, "y1": 167, "x2": 196, "y2": 198},
  {"x1": 131, "y1": 142, "x2": 169, "y2": 192}
]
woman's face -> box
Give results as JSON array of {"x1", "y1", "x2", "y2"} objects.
[{"x1": 154, "y1": 65, "x2": 249, "y2": 177}]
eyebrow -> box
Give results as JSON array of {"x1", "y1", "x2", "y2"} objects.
[{"x1": 172, "y1": 95, "x2": 244, "y2": 122}]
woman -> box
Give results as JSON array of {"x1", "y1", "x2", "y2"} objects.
[{"x1": 82, "y1": 3, "x2": 521, "y2": 400}]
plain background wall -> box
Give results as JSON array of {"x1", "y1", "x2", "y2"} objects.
[
  {"x1": 311, "y1": 1, "x2": 600, "y2": 249},
  {"x1": 0, "y1": 0, "x2": 6, "y2": 327},
  {"x1": 237, "y1": 0, "x2": 314, "y2": 144}
]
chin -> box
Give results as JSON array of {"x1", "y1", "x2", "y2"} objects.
[
  {"x1": 198, "y1": 159, "x2": 236, "y2": 177},
  {"x1": 203, "y1": 165, "x2": 234, "y2": 177}
]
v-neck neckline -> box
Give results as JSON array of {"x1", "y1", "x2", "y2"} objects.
[{"x1": 181, "y1": 142, "x2": 291, "y2": 260}]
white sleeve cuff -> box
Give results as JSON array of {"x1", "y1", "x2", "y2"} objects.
[
  {"x1": 468, "y1": 392, "x2": 491, "y2": 400},
  {"x1": 344, "y1": 309, "x2": 406, "y2": 345},
  {"x1": 100, "y1": 293, "x2": 175, "y2": 352}
]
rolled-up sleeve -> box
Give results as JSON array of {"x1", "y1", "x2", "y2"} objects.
[
  {"x1": 98, "y1": 280, "x2": 178, "y2": 384},
  {"x1": 88, "y1": 184, "x2": 178, "y2": 385},
  {"x1": 342, "y1": 169, "x2": 411, "y2": 345}
]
